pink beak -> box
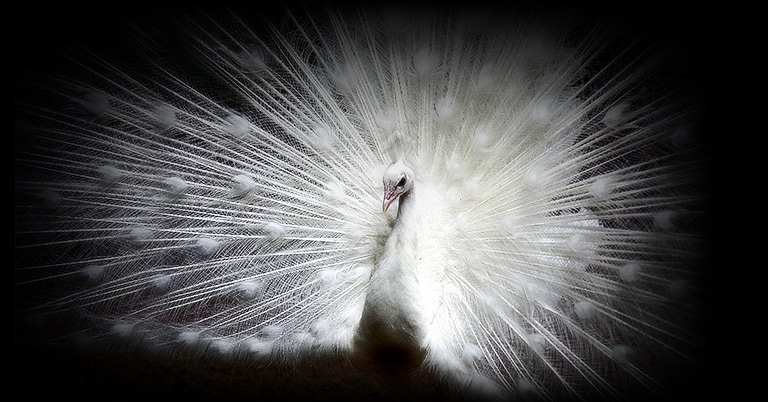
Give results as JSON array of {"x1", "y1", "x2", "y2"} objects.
[{"x1": 382, "y1": 188, "x2": 397, "y2": 212}]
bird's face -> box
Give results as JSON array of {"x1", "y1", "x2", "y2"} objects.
[{"x1": 382, "y1": 161, "x2": 413, "y2": 212}]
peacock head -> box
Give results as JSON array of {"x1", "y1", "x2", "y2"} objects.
[{"x1": 382, "y1": 160, "x2": 414, "y2": 213}]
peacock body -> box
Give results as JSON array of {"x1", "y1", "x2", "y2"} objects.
[{"x1": 15, "y1": 5, "x2": 710, "y2": 401}]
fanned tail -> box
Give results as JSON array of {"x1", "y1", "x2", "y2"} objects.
[{"x1": 16, "y1": 5, "x2": 709, "y2": 401}]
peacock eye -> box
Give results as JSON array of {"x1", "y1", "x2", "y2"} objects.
[{"x1": 396, "y1": 177, "x2": 407, "y2": 188}]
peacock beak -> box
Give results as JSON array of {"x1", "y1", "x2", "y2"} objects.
[{"x1": 382, "y1": 188, "x2": 397, "y2": 213}]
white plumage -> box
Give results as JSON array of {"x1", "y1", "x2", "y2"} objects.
[{"x1": 15, "y1": 5, "x2": 710, "y2": 401}]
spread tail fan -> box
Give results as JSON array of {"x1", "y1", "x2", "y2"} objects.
[{"x1": 15, "y1": 5, "x2": 710, "y2": 401}]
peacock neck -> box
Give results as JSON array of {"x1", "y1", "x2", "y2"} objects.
[
  {"x1": 394, "y1": 187, "x2": 414, "y2": 221},
  {"x1": 354, "y1": 186, "x2": 424, "y2": 374},
  {"x1": 371, "y1": 185, "x2": 418, "y2": 313}
]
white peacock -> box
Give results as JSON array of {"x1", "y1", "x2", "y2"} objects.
[{"x1": 15, "y1": 6, "x2": 709, "y2": 401}]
